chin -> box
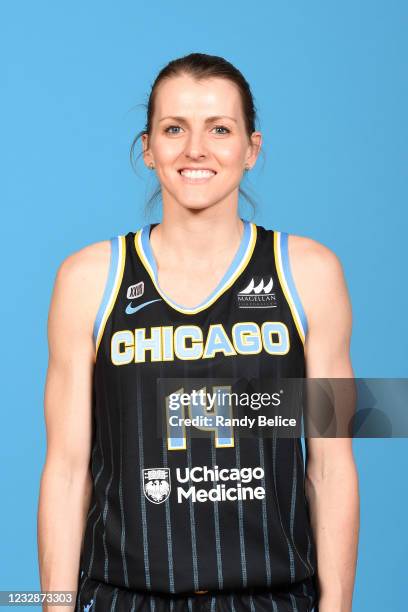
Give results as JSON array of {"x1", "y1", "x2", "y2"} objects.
[
  {"x1": 181, "y1": 200, "x2": 217, "y2": 213},
  {"x1": 172, "y1": 192, "x2": 218, "y2": 210}
]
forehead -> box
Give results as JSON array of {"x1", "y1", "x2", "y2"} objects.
[{"x1": 154, "y1": 74, "x2": 242, "y2": 120}]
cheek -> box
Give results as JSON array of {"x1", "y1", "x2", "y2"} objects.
[
  {"x1": 216, "y1": 143, "x2": 245, "y2": 164},
  {"x1": 155, "y1": 141, "x2": 181, "y2": 165},
  {"x1": 154, "y1": 138, "x2": 183, "y2": 162}
]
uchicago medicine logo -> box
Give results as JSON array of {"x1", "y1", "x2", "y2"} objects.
[
  {"x1": 143, "y1": 468, "x2": 171, "y2": 504},
  {"x1": 143, "y1": 465, "x2": 265, "y2": 504}
]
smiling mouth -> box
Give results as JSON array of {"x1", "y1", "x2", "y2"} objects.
[{"x1": 178, "y1": 169, "x2": 217, "y2": 182}]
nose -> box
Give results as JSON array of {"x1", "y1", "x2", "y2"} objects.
[{"x1": 183, "y1": 130, "x2": 208, "y2": 160}]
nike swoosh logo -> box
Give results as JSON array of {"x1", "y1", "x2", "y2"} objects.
[{"x1": 125, "y1": 298, "x2": 162, "y2": 315}]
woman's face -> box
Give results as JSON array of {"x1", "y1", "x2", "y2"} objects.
[{"x1": 143, "y1": 74, "x2": 261, "y2": 212}]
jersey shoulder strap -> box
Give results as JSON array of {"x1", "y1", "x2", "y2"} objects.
[
  {"x1": 272, "y1": 228, "x2": 308, "y2": 344},
  {"x1": 93, "y1": 234, "x2": 126, "y2": 357}
]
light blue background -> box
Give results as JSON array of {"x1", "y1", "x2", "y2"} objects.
[{"x1": 1, "y1": 1, "x2": 407, "y2": 610}]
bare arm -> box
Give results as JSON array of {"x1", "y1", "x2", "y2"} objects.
[
  {"x1": 37, "y1": 240, "x2": 110, "y2": 610},
  {"x1": 290, "y1": 236, "x2": 360, "y2": 612}
]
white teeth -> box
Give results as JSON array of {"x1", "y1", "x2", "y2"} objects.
[{"x1": 180, "y1": 169, "x2": 215, "y2": 178}]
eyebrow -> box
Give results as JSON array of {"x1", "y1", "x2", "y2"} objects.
[{"x1": 158, "y1": 115, "x2": 238, "y2": 124}]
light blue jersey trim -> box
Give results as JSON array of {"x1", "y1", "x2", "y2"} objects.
[
  {"x1": 140, "y1": 224, "x2": 158, "y2": 276},
  {"x1": 280, "y1": 232, "x2": 308, "y2": 338},
  {"x1": 93, "y1": 236, "x2": 120, "y2": 347},
  {"x1": 214, "y1": 220, "x2": 251, "y2": 301},
  {"x1": 140, "y1": 219, "x2": 251, "y2": 311}
]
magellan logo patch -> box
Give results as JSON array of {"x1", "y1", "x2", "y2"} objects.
[
  {"x1": 237, "y1": 277, "x2": 277, "y2": 309},
  {"x1": 143, "y1": 468, "x2": 171, "y2": 504}
]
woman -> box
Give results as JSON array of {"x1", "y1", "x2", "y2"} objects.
[{"x1": 38, "y1": 53, "x2": 359, "y2": 612}]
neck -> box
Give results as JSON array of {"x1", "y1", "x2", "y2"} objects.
[{"x1": 150, "y1": 207, "x2": 246, "y2": 268}]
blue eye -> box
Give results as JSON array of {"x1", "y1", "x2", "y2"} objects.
[
  {"x1": 213, "y1": 125, "x2": 230, "y2": 134},
  {"x1": 164, "y1": 125, "x2": 182, "y2": 134}
]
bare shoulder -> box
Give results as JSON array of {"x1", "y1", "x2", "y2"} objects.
[
  {"x1": 57, "y1": 239, "x2": 110, "y2": 285},
  {"x1": 49, "y1": 239, "x2": 111, "y2": 343},
  {"x1": 288, "y1": 234, "x2": 344, "y2": 279},
  {"x1": 287, "y1": 233, "x2": 351, "y2": 326}
]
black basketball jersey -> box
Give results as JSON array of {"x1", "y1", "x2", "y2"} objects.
[{"x1": 79, "y1": 220, "x2": 318, "y2": 607}]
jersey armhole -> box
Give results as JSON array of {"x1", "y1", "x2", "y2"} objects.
[
  {"x1": 93, "y1": 235, "x2": 126, "y2": 358},
  {"x1": 274, "y1": 231, "x2": 308, "y2": 344}
]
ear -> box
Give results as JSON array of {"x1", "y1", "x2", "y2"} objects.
[
  {"x1": 246, "y1": 131, "x2": 262, "y2": 167},
  {"x1": 142, "y1": 133, "x2": 154, "y2": 168}
]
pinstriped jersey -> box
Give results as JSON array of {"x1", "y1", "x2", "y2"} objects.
[{"x1": 79, "y1": 220, "x2": 318, "y2": 606}]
